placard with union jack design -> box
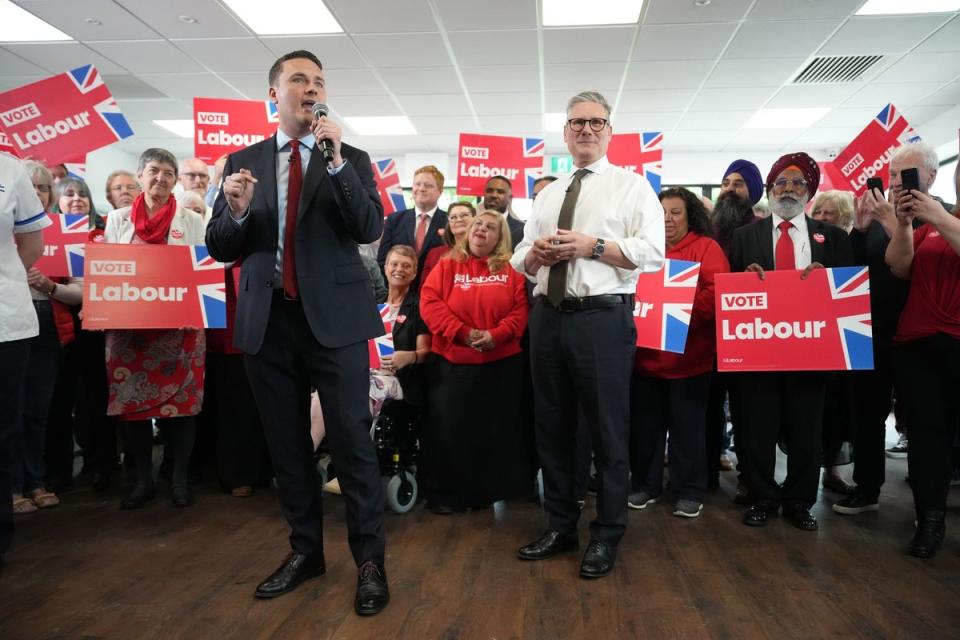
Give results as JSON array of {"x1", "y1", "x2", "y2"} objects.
[
  {"x1": 608, "y1": 132, "x2": 664, "y2": 192},
  {"x1": 715, "y1": 267, "x2": 873, "y2": 372},
  {"x1": 457, "y1": 133, "x2": 544, "y2": 198},
  {"x1": 194, "y1": 97, "x2": 280, "y2": 163},
  {"x1": 0, "y1": 65, "x2": 133, "y2": 166},
  {"x1": 634, "y1": 259, "x2": 700, "y2": 353},
  {"x1": 32, "y1": 213, "x2": 88, "y2": 278},
  {"x1": 368, "y1": 304, "x2": 394, "y2": 369},
  {"x1": 82, "y1": 243, "x2": 227, "y2": 330},
  {"x1": 371, "y1": 158, "x2": 406, "y2": 216}
]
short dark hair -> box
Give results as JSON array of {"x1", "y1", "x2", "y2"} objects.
[
  {"x1": 269, "y1": 50, "x2": 323, "y2": 86},
  {"x1": 137, "y1": 148, "x2": 178, "y2": 176},
  {"x1": 486, "y1": 175, "x2": 512, "y2": 189},
  {"x1": 533, "y1": 176, "x2": 557, "y2": 188},
  {"x1": 658, "y1": 187, "x2": 713, "y2": 237}
]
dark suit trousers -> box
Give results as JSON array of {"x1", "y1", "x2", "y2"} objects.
[
  {"x1": 737, "y1": 371, "x2": 826, "y2": 510},
  {"x1": 244, "y1": 297, "x2": 385, "y2": 565},
  {"x1": 0, "y1": 338, "x2": 31, "y2": 556},
  {"x1": 850, "y1": 333, "x2": 896, "y2": 499},
  {"x1": 529, "y1": 299, "x2": 635, "y2": 544}
]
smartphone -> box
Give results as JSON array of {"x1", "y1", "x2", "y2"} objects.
[
  {"x1": 866, "y1": 177, "x2": 884, "y2": 197},
  {"x1": 900, "y1": 167, "x2": 920, "y2": 193}
]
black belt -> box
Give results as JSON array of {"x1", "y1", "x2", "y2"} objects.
[
  {"x1": 543, "y1": 293, "x2": 634, "y2": 312},
  {"x1": 271, "y1": 289, "x2": 300, "y2": 303}
]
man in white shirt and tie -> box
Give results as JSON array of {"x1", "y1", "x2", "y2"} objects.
[{"x1": 511, "y1": 90, "x2": 664, "y2": 579}]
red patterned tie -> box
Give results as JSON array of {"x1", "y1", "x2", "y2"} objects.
[
  {"x1": 775, "y1": 220, "x2": 795, "y2": 270},
  {"x1": 414, "y1": 213, "x2": 428, "y2": 254},
  {"x1": 283, "y1": 140, "x2": 302, "y2": 298}
]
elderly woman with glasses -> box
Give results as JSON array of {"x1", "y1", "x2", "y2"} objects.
[{"x1": 105, "y1": 170, "x2": 141, "y2": 211}]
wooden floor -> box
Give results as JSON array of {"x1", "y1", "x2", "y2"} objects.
[{"x1": 2, "y1": 455, "x2": 959, "y2": 640}]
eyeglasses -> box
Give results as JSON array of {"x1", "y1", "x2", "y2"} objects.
[
  {"x1": 181, "y1": 172, "x2": 208, "y2": 180},
  {"x1": 33, "y1": 183, "x2": 51, "y2": 193},
  {"x1": 448, "y1": 213, "x2": 474, "y2": 221},
  {"x1": 772, "y1": 178, "x2": 807, "y2": 191},
  {"x1": 566, "y1": 118, "x2": 608, "y2": 132},
  {"x1": 110, "y1": 184, "x2": 140, "y2": 193}
]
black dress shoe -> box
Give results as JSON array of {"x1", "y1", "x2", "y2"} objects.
[
  {"x1": 910, "y1": 510, "x2": 946, "y2": 558},
  {"x1": 119, "y1": 483, "x2": 156, "y2": 510},
  {"x1": 254, "y1": 552, "x2": 325, "y2": 599},
  {"x1": 355, "y1": 560, "x2": 389, "y2": 616},
  {"x1": 743, "y1": 504, "x2": 776, "y2": 527},
  {"x1": 579, "y1": 540, "x2": 616, "y2": 578},
  {"x1": 171, "y1": 486, "x2": 194, "y2": 508},
  {"x1": 517, "y1": 530, "x2": 579, "y2": 560},
  {"x1": 784, "y1": 507, "x2": 818, "y2": 531}
]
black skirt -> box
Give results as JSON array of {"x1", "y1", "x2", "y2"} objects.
[{"x1": 420, "y1": 353, "x2": 535, "y2": 509}]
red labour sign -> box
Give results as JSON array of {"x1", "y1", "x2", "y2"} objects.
[
  {"x1": 194, "y1": 97, "x2": 279, "y2": 163},
  {"x1": 457, "y1": 133, "x2": 543, "y2": 198}
]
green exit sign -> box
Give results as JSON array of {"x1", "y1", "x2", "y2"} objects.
[{"x1": 550, "y1": 156, "x2": 573, "y2": 174}]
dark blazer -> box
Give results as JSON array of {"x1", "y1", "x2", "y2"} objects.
[
  {"x1": 377, "y1": 207, "x2": 447, "y2": 269},
  {"x1": 206, "y1": 135, "x2": 384, "y2": 354},
  {"x1": 729, "y1": 215, "x2": 854, "y2": 274},
  {"x1": 506, "y1": 214, "x2": 525, "y2": 251}
]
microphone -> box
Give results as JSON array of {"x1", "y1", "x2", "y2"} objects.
[{"x1": 311, "y1": 102, "x2": 336, "y2": 164}]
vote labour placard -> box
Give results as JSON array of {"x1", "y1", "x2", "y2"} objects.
[
  {"x1": 607, "y1": 132, "x2": 664, "y2": 193},
  {"x1": 82, "y1": 243, "x2": 227, "y2": 330},
  {"x1": 829, "y1": 103, "x2": 919, "y2": 196},
  {"x1": 715, "y1": 267, "x2": 874, "y2": 372},
  {"x1": 0, "y1": 65, "x2": 133, "y2": 166},
  {"x1": 193, "y1": 97, "x2": 279, "y2": 163},
  {"x1": 634, "y1": 259, "x2": 700, "y2": 353},
  {"x1": 32, "y1": 214, "x2": 88, "y2": 278},
  {"x1": 457, "y1": 133, "x2": 543, "y2": 198}
]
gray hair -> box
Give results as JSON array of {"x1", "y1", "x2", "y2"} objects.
[
  {"x1": 176, "y1": 190, "x2": 206, "y2": 212},
  {"x1": 566, "y1": 91, "x2": 612, "y2": 118},
  {"x1": 138, "y1": 148, "x2": 179, "y2": 175},
  {"x1": 22, "y1": 159, "x2": 53, "y2": 189},
  {"x1": 890, "y1": 141, "x2": 939, "y2": 173}
]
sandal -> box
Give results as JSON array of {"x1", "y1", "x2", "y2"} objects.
[
  {"x1": 12, "y1": 496, "x2": 38, "y2": 514},
  {"x1": 230, "y1": 485, "x2": 253, "y2": 498},
  {"x1": 28, "y1": 489, "x2": 60, "y2": 508}
]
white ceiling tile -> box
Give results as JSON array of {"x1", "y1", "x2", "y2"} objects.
[
  {"x1": 0, "y1": 75, "x2": 45, "y2": 91},
  {"x1": 409, "y1": 116, "x2": 475, "y2": 135},
  {"x1": 472, "y1": 92, "x2": 541, "y2": 115},
  {"x1": 101, "y1": 74, "x2": 169, "y2": 99},
  {"x1": 117, "y1": 99, "x2": 192, "y2": 121},
  {"x1": 138, "y1": 72, "x2": 245, "y2": 100},
  {"x1": 875, "y1": 53, "x2": 960, "y2": 84},
  {"x1": 626, "y1": 60, "x2": 716, "y2": 89},
  {"x1": 0, "y1": 48, "x2": 48, "y2": 75},
  {"x1": 461, "y1": 65, "x2": 538, "y2": 93},
  {"x1": 173, "y1": 38, "x2": 276, "y2": 73},
  {"x1": 678, "y1": 111, "x2": 753, "y2": 130},
  {"x1": 545, "y1": 63, "x2": 625, "y2": 92},
  {"x1": 377, "y1": 66, "x2": 460, "y2": 95},
  {"x1": 399, "y1": 93, "x2": 472, "y2": 117},
  {"x1": 843, "y1": 82, "x2": 949, "y2": 109},
  {"x1": 633, "y1": 24, "x2": 736, "y2": 61},
  {"x1": 819, "y1": 16, "x2": 950, "y2": 56},
  {"x1": 898, "y1": 104, "x2": 953, "y2": 126},
  {"x1": 918, "y1": 80, "x2": 960, "y2": 107},
  {"x1": 747, "y1": 0, "x2": 864, "y2": 21},
  {"x1": 259, "y1": 36, "x2": 367, "y2": 69},
  {"x1": 644, "y1": 0, "x2": 752, "y2": 24},
  {"x1": 15, "y1": 0, "x2": 161, "y2": 40},
  {"x1": 478, "y1": 115, "x2": 543, "y2": 135},
  {"x1": 450, "y1": 30, "x2": 537, "y2": 66},
  {"x1": 323, "y1": 69, "x2": 389, "y2": 96},
  {"x1": 688, "y1": 86, "x2": 779, "y2": 111},
  {"x1": 324, "y1": 0, "x2": 437, "y2": 33},
  {"x1": 2, "y1": 43, "x2": 126, "y2": 75},
  {"x1": 545, "y1": 90, "x2": 619, "y2": 110},
  {"x1": 86, "y1": 40, "x2": 198, "y2": 74},
  {"x1": 613, "y1": 112, "x2": 682, "y2": 131},
  {"x1": 352, "y1": 33, "x2": 449, "y2": 67},
  {"x1": 618, "y1": 89, "x2": 695, "y2": 112},
  {"x1": 787, "y1": 127, "x2": 858, "y2": 148},
  {"x1": 816, "y1": 107, "x2": 882, "y2": 128},
  {"x1": 114, "y1": 0, "x2": 250, "y2": 38},
  {"x1": 725, "y1": 128, "x2": 805, "y2": 149},
  {"x1": 543, "y1": 27, "x2": 635, "y2": 63},
  {"x1": 216, "y1": 72, "x2": 271, "y2": 99},
  {"x1": 333, "y1": 95, "x2": 403, "y2": 117},
  {"x1": 706, "y1": 58, "x2": 807, "y2": 87},
  {"x1": 667, "y1": 130, "x2": 737, "y2": 148},
  {"x1": 724, "y1": 20, "x2": 838, "y2": 59},
  {"x1": 436, "y1": 0, "x2": 538, "y2": 30},
  {"x1": 914, "y1": 15, "x2": 960, "y2": 53},
  {"x1": 765, "y1": 83, "x2": 862, "y2": 109}
]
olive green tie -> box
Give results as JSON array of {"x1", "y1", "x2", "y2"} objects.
[{"x1": 546, "y1": 168, "x2": 591, "y2": 306}]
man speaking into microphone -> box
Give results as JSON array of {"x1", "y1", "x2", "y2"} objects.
[{"x1": 206, "y1": 50, "x2": 389, "y2": 615}]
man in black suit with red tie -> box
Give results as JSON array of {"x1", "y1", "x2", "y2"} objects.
[
  {"x1": 729, "y1": 152, "x2": 853, "y2": 533},
  {"x1": 376, "y1": 165, "x2": 446, "y2": 289},
  {"x1": 206, "y1": 50, "x2": 389, "y2": 616}
]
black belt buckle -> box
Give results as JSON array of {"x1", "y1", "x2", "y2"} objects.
[
  {"x1": 555, "y1": 294, "x2": 633, "y2": 312},
  {"x1": 273, "y1": 289, "x2": 299, "y2": 302}
]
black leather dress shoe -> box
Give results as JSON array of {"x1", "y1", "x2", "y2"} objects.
[
  {"x1": 784, "y1": 507, "x2": 818, "y2": 531},
  {"x1": 171, "y1": 486, "x2": 194, "y2": 508},
  {"x1": 355, "y1": 560, "x2": 389, "y2": 616},
  {"x1": 743, "y1": 504, "x2": 776, "y2": 527},
  {"x1": 119, "y1": 483, "x2": 156, "y2": 510},
  {"x1": 910, "y1": 511, "x2": 945, "y2": 558},
  {"x1": 579, "y1": 540, "x2": 616, "y2": 578},
  {"x1": 517, "y1": 530, "x2": 579, "y2": 560},
  {"x1": 254, "y1": 552, "x2": 325, "y2": 599}
]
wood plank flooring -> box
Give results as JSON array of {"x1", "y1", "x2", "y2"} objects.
[{"x1": 1, "y1": 457, "x2": 958, "y2": 640}]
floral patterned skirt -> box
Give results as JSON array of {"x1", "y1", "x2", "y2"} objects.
[{"x1": 105, "y1": 329, "x2": 206, "y2": 421}]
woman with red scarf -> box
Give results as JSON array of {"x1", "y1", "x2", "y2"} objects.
[{"x1": 103, "y1": 148, "x2": 207, "y2": 510}]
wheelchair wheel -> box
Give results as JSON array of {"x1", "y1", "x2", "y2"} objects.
[{"x1": 385, "y1": 471, "x2": 417, "y2": 514}]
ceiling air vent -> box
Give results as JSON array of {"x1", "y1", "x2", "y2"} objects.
[{"x1": 791, "y1": 55, "x2": 884, "y2": 84}]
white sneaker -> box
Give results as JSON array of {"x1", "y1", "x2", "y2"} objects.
[{"x1": 885, "y1": 434, "x2": 908, "y2": 459}]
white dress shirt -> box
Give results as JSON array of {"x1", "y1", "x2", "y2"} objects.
[
  {"x1": 771, "y1": 211, "x2": 812, "y2": 270},
  {"x1": 511, "y1": 156, "x2": 665, "y2": 297}
]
